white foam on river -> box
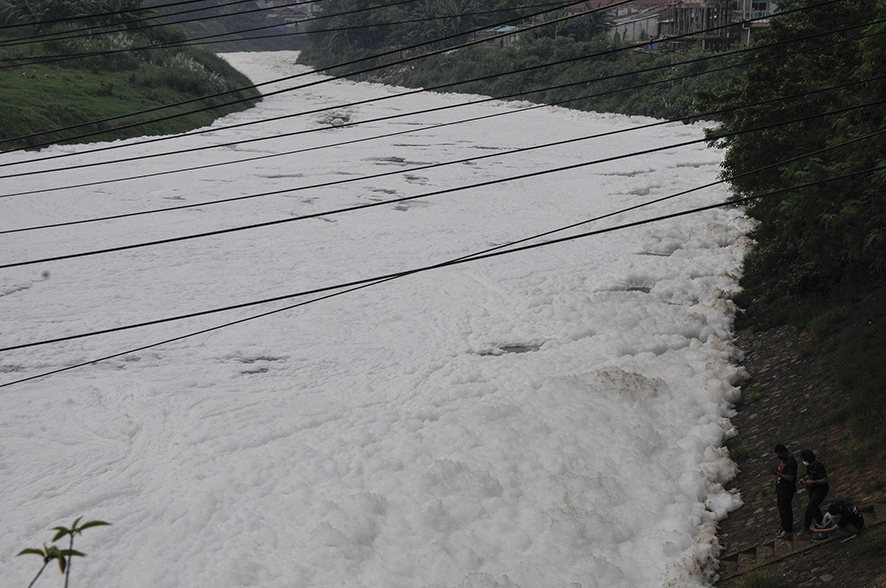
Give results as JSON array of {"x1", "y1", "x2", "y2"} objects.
[{"x1": 0, "y1": 51, "x2": 749, "y2": 587}]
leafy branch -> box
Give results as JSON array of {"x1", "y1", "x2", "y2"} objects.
[{"x1": 17, "y1": 519, "x2": 110, "y2": 588}]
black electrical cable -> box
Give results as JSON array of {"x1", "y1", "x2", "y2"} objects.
[
  {"x1": 0, "y1": 0, "x2": 264, "y2": 30},
  {"x1": 0, "y1": 2, "x2": 563, "y2": 68},
  {"x1": 0, "y1": 0, "x2": 561, "y2": 59},
  {"x1": 5, "y1": 132, "x2": 884, "y2": 352},
  {"x1": 29, "y1": 0, "x2": 844, "y2": 157},
  {"x1": 2, "y1": 96, "x2": 882, "y2": 270},
  {"x1": 4, "y1": 71, "x2": 882, "y2": 236},
  {"x1": 2, "y1": 2, "x2": 867, "y2": 172},
  {"x1": 2, "y1": 163, "x2": 881, "y2": 388},
  {"x1": 0, "y1": 3, "x2": 875, "y2": 390},
  {"x1": 0, "y1": 8, "x2": 871, "y2": 209},
  {"x1": 0, "y1": 54, "x2": 733, "y2": 192},
  {"x1": 0, "y1": 2, "x2": 860, "y2": 177},
  {"x1": 0, "y1": 0, "x2": 614, "y2": 151},
  {"x1": 4, "y1": 20, "x2": 881, "y2": 194},
  {"x1": 0, "y1": 0, "x2": 404, "y2": 51},
  {"x1": 0, "y1": 0, "x2": 333, "y2": 47}
]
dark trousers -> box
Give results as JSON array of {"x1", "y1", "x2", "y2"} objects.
[
  {"x1": 804, "y1": 486, "x2": 829, "y2": 529},
  {"x1": 777, "y1": 483, "x2": 796, "y2": 532}
]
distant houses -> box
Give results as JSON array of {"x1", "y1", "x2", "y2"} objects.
[
  {"x1": 271, "y1": 0, "x2": 777, "y2": 49},
  {"x1": 468, "y1": 0, "x2": 778, "y2": 49},
  {"x1": 608, "y1": 0, "x2": 671, "y2": 44},
  {"x1": 473, "y1": 25, "x2": 522, "y2": 46},
  {"x1": 606, "y1": 0, "x2": 777, "y2": 47},
  {"x1": 732, "y1": 0, "x2": 777, "y2": 44},
  {"x1": 255, "y1": 0, "x2": 321, "y2": 29},
  {"x1": 609, "y1": 0, "x2": 777, "y2": 49}
]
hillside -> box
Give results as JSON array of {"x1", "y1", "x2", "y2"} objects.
[
  {"x1": 717, "y1": 289, "x2": 886, "y2": 587},
  {"x1": 0, "y1": 13, "x2": 260, "y2": 150},
  {"x1": 294, "y1": 5, "x2": 737, "y2": 122}
]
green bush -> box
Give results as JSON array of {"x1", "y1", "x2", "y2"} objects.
[
  {"x1": 0, "y1": 23, "x2": 259, "y2": 151},
  {"x1": 697, "y1": 0, "x2": 886, "y2": 325}
]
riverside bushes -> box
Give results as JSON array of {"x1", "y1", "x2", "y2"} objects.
[
  {"x1": 0, "y1": 0, "x2": 260, "y2": 150},
  {"x1": 698, "y1": 0, "x2": 886, "y2": 326},
  {"x1": 378, "y1": 36, "x2": 735, "y2": 121},
  {"x1": 294, "y1": 0, "x2": 737, "y2": 121}
]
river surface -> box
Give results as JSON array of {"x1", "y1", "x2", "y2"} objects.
[{"x1": 0, "y1": 51, "x2": 749, "y2": 587}]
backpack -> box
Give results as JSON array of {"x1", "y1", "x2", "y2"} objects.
[{"x1": 836, "y1": 500, "x2": 865, "y2": 529}]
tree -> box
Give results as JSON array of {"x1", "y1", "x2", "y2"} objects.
[
  {"x1": 697, "y1": 0, "x2": 886, "y2": 323},
  {"x1": 0, "y1": 0, "x2": 148, "y2": 28}
]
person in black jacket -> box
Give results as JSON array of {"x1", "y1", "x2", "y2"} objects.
[
  {"x1": 797, "y1": 449, "x2": 829, "y2": 538},
  {"x1": 811, "y1": 500, "x2": 865, "y2": 541},
  {"x1": 770, "y1": 444, "x2": 798, "y2": 539}
]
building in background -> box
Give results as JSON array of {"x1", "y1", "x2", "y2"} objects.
[{"x1": 604, "y1": 0, "x2": 777, "y2": 47}]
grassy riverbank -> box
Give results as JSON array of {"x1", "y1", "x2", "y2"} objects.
[{"x1": 0, "y1": 36, "x2": 260, "y2": 150}]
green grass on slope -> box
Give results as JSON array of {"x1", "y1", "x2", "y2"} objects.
[
  {"x1": 806, "y1": 288, "x2": 886, "y2": 460},
  {"x1": 0, "y1": 47, "x2": 260, "y2": 150}
]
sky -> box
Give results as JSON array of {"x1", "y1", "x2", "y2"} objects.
[{"x1": 1, "y1": 51, "x2": 750, "y2": 588}]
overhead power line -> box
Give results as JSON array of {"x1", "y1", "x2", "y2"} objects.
[
  {"x1": 2, "y1": 2, "x2": 870, "y2": 171},
  {"x1": 0, "y1": 0, "x2": 614, "y2": 151},
  {"x1": 2, "y1": 95, "x2": 882, "y2": 269},
  {"x1": 0, "y1": 0, "x2": 563, "y2": 59},
  {"x1": 4, "y1": 130, "x2": 883, "y2": 351},
  {"x1": 0, "y1": 0, "x2": 266, "y2": 30},
  {"x1": 3, "y1": 71, "x2": 883, "y2": 236},
  {"x1": 16, "y1": 0, "x2": 848, "y2": 154},
  {"x1": 3, "y1": 21, "x2": 881, "y2": 193},
  {"x1": 1, "y1": 163, "x2": 881, "y2": 388},
  {"x1": 0, "y1": 0, "x2": 404, "y2": 51},
  {"x1": 0, "y1": 2, "x2": 559, "y2": 68},
  {"x1": 0, "y1": 0, "x2": 877, "y2": 391}
]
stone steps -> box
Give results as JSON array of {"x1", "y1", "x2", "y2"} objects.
[{"x1": 718, "y1": 502, "x2": 886, "y2": 581}]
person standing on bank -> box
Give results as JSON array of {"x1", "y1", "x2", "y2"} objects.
[
  {"x1": 797, "y1": 449, "x2": 829, "y2": 538},
  {"x1": 770, "y1": 444, "x2": 798, "y2": 539}
]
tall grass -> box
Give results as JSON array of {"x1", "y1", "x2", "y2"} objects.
[{"x1": 0, "y1": 27, "x2": 260, "y2": 150}]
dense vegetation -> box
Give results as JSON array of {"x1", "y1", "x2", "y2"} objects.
[
  {"x1": 0, "y1": 0, "x2": 261, "y2": 150},
  {"x1": 295, "y1": 0, "x2": 589, "y2": 66},
  {"x1": 296, "y1": 0, "x2": 884, "y2": 317},
  {"x1": 823, "y1": 306, "x2": 886, "y2": 453},
  {"x1": 142, "y1": 0, "x2": 303, "y2": 52},
  {"x1": 375, "y1": 38, "x2": 738, "y2": 120},
  {"x1": 693, "y1": 0, "x2": 886, "y2": 453},
  {"x1": 295, "y1": 0, "x2": 736, "y2": 120},
  {"x1": 1, "y1": 0, "x2": 880, "y2": 450},
  {"x1": 697, "y1": 0, "x2": 886, "y2": 327}
]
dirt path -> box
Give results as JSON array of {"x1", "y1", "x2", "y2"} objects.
[{"x1": 715, "y1": 325, "x2": 886, "y2": 587}]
